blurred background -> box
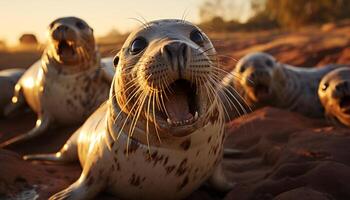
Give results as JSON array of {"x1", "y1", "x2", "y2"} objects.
[
  {"x1": 0, "y1": 0, "x2": 349, "y2": 70},
  {"x1": 1, "y1": 2, "x2": 350, "y2": 199}
]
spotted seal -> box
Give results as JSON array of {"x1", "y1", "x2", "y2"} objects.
[
  {"x1": 24, "y1": 19, "x2": 235, "y2": 200},
  {"x1": 0, "y1": 17, "x2": 114, "y2": 147},
  {"x1": 318, "y1": 67, "x2": 350, "y2": 127},
  {"x1": 0, "y1": 68, "x2": 25, "y2": 117},
  {"x1": 221, "y1": 52, "x2": 342, "y2": 120}
]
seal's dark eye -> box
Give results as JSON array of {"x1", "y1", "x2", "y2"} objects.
[
  {"x1": 239, "y1": 66, "x2": 245, "y2": 73},
  {"x1": 49, "y1": 22, "x2": 55, "y2": 29},
  {"x1": 322, "y1": 83, "x2": 329, "y2": 91},
  {"x1": 238, "y1": 64, "x2": 247, "y2": 73},
  {"x1": 190, "y1": 30, "x2": 204, "y2": 46},
  {"x1": 113, "y1": 56, "x2": 119, "y2": 67},
  {"x1": 76, "y1": 21, "x2": 86, "y2": 30},
  {"x1": 265, "y1": 59, "x2": 273, "y2": 67},
  {"x1": 130, "y1": 37, "x2": 147, "y2": 54}
]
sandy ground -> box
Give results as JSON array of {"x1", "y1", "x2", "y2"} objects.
[{"x1": 0, "y1": 21, "x2": 350, "y2": 199}]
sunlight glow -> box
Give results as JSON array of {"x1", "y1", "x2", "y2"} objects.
[
  {"x1": 11, "y1": 96, "x2": 18, "y2": 103},
  {"x1": 0, "y1": 0, "x2": 206, "y2": 46},
  {"x1": 23, "y1": 78, "x2": 35, "y2": 88}
]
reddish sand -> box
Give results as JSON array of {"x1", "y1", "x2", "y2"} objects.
[
  {"x1": 1, "y1": 21, "x2": 350, "y2": 199},
  {"x1": 1, "y1": 108, "x2": 350, "y2": 199}
]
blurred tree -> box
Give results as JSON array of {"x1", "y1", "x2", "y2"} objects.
[
  {"x1": 198, "y1": 0, "x2": 255, "y2": 31},
  {"x1": 0, "y1": 40, "x2": 6, "y2": 50},
  {"x1": 198, "y1": 0, "x2": 350, "y2": 31},
  {"x1": 264, "y1": 0, "x2": 350, "y2": 28},
  {"x1": 19, "y1": 34, "x2": 38, "y2": 46},
  {"x1": 105, "y1": 28, "x2": 122, "y2": 38},
  {"x1": 199, "y1": 0, "x2": 227, "y2": 22},
  {"x1": 199, "y1": 0, "x2": 253, "y2": 22}
]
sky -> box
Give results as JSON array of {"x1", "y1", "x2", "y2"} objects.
[{"x1": 0, "y1": 0, "x2": 251, "y2": 46}]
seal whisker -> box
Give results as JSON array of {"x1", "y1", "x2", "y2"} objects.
[
  {"x1": 115, "y1": 88, "x2": 146, "y2": 144},
  {"x1": 136, "y1": 13, "x2": 150, "y2": 29},
  {"x1": 76, "y1": 47, "x2": 84, "y2": 63},
  {"x1": 127, "y1": 75, "x2": 153, "y2": 142},
  {"x1": 209, "y1": 76, "x2": 248, "y2": 118},
  {"x1": 197, "y1": 47, "x2": 215, "y2": 56},
  {"x1": 210, "y1": 72, "x2": 252, "y2": 113},
  {"x1": 152, "y1": 91, "x2": 162, "y2": 143},
  {"x1": 112, "y1": 83, "x2": 144, "y2": 125},
  {"x1": 145, "y1": 90, "x2": 153, "y2": 155},
  {"x1": 180, "y1": 8, "x2": 190, "y2": 24},
  {"x1": 202, "y1": 82, "x2": 223, "y2": 120},
  {"x1": 128, "y1": 17, "x2": 149, "y2": 30},
  {"x1": 207, "y1": 53, "x2": 237, "y2": 60},
  {"x1": 126, "y1": 92, "x2": 148, "y2": 156}
]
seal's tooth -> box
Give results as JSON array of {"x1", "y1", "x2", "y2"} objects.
[
  {"x1": 167, "y1": 118, "x2": 173, "y2": 125},
  {"x1": 194, "y1": 111, "x2": 198, "y2": 120}
]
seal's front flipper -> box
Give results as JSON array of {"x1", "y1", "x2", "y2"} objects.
[
  {"x1": 3, "y1": 83, "x2": 26, "y2": 117},
  {"x1": 207, "y1": 163, "x2": 235, "y2": 193},
  {"x1": 50, "y1": 171, "x2": 104, "y2": 200},
  {"x1": 0, "y1": 115, "x2": 51, "y2": 148},
  {"x1": 24, "y1": 128, "x2": 79, "y2": 162}
]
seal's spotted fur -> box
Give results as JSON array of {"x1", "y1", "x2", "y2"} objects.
[
  {"x1": 24, "y1": 19, "x2": 234, "y2": 200},
  {"x1": 222, "y1": 52, "x2": 341, "y2": 120},
  {"x1": 0, "y1": 17, "x2": 114, "y2": 147}
]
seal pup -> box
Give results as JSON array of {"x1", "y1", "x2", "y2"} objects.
[
  {"x1": 0, "y1": 68, "x2": 25, "y2": 117},
  {"x1": 318, "y1": 67, "x2": 350, "y2": 127},
  {"x1": 222, "y1": 52, "x2": 341, "y2": 119},
  {"x1": 24, "y1": 19, "x2": 235, "y2": 200},
  {"x1": 0, "y1": 17, "x2": 114, "y2": 147}
]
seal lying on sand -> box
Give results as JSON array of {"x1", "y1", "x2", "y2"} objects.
[
  {"x1": 24, "y1": 19, "x2": 235, "y2": 200},
  {"x1": 0, "y1": 68, "x2": 25, "y2": 117},
  {"x1": 318, "y1": 67, "x2": 350, "y2": 127},
  {"x1": 221, "y1": 52, "x2": 342, "y2": 120},
  {"x1": 1, "y1": 17, "x2": 114, "y2": 147}
]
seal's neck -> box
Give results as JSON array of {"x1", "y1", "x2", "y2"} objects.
[{"x1": 272, "y1": 64, "x2": 301, "y2": 108}]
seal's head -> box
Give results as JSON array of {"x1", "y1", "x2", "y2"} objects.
[
  {"x1": 319, "y1": 67, "x2": 350, "y2": 126},
  {"x1": 234, "y1": 52, "x2": 277, "y2": 104},
  {"x1": 112, "y1": 19, "x2": 224, "y2": 138},
  {"x1": 47, "y1": 16, "x2": 96, "y2": 70}
]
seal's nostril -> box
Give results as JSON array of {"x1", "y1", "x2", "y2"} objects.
[
  {"x1": 180, "y1": 43, "x2": 187, "y2": 57},
  {"x1": 335, "y1": 82, "x2": 346, "y2": 91},
  {"x1": 180, "y1": 43, "x2": 188, "y2": 65},
  {"x1": 164, "y1": 45, "x2": 173, "y2": 62},
  {"x1": 57, "y1": 25, "x2": 69, "y2": 31},
  {"x1": 163, "y1": 42, "x2": 189, "y2": 76}
]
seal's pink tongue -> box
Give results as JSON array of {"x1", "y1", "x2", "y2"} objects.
[{"x1": 164, "y1": 89, "x2": 193, "y2": 121}]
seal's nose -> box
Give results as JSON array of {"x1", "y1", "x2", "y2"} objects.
[
  {"x1": 52, "y1": 24, "x2": 76, "y2": 41},
  {"x1": 333, "y1": 81, "x2": 350, "y2": 99},
  {"x1": 57, "y1": 25, "x2": 69, "y2": 31},
  {"x1": 162, "y1": 41, "x2": 189, "y2": 77},
  {"x1": 335, "y1": 81, "x2": 349, "y2": 92},
  {"x1": 246, "y1": 69, "x2": 270, "y2": 86}
]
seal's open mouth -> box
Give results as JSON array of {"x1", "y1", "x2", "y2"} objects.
[
  {"x1": 57, "y1": 40, "x2": 76, "y2": 56},
  {"x1": 253, "y1": 83, "x2": 270, "y2": 100},
  {"x1": 339, "y1": 95, "x2": 350, "y2": 114},
  {"x1": 160, "y1": 79, "x2": 199, "y2": 127}
]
